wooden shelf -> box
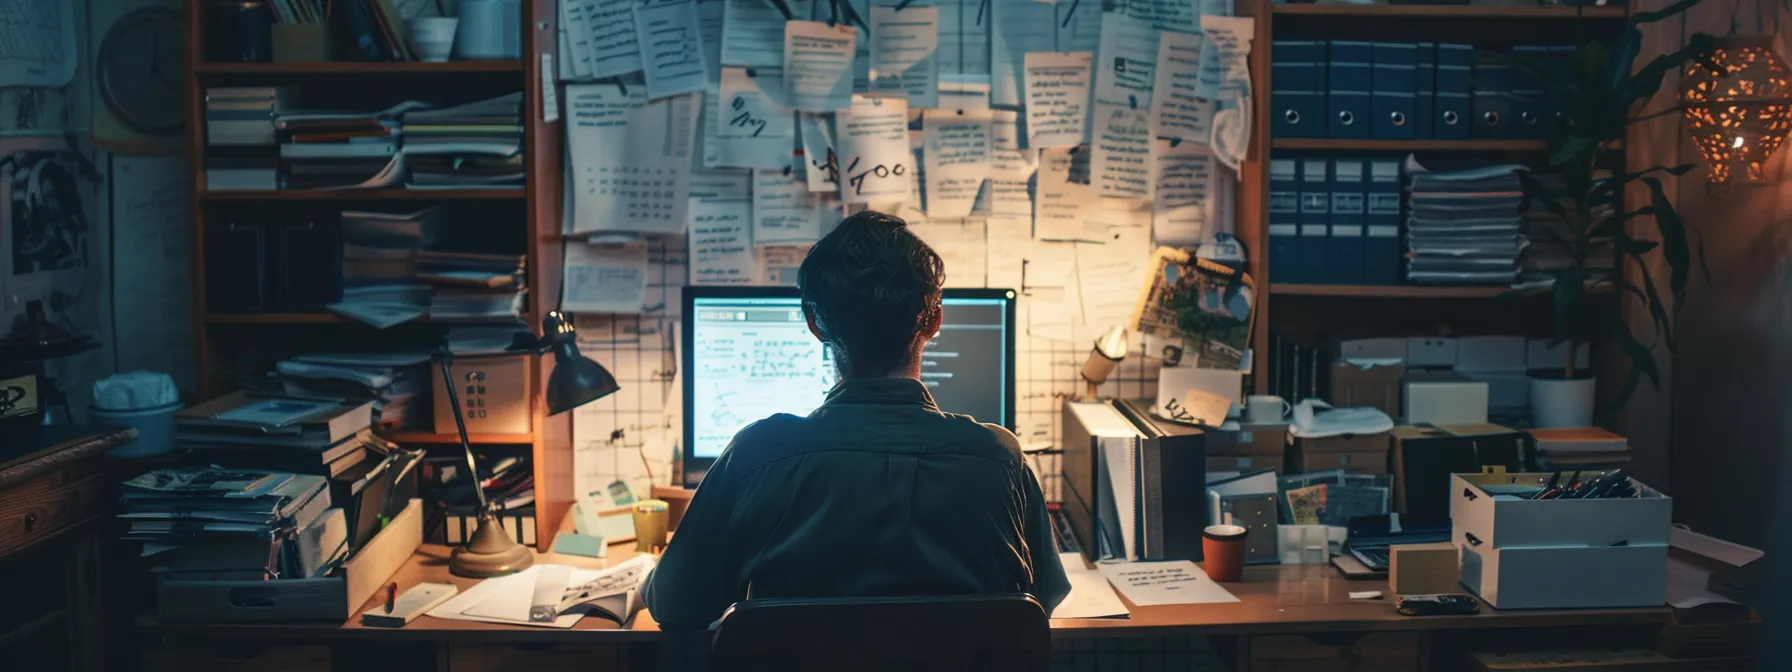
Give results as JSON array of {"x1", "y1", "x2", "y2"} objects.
[
  {"x1": 194, "y1": 61, "x2": 524, "y2": 75},
  {"x1": 379, "y1": 430, "x2": 535, "y2": 445},
  {"x1": 204, "y1": 313, "x2": 522, "y2": 325},
  {"x1": 201, "y1": 189, "x2": 526, "y2": 202},
  {"x1": 1272, "y1": 4, "x2": 1628, "y2": 18},
  {"x1": 1272, "y1": 283, "x2": 1613, "y2": 298},
  {"x1": 1272, "y1": 138, "x2": 1548, "y2": 152}
]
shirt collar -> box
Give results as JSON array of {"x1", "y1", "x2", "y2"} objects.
[{"x1": 820, "y1": 377, "x2": 940, "y2": 412}]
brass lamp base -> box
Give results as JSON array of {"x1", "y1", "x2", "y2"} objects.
[{"x1": 449, "y1": 513, "x2": 535, "y2": 578}]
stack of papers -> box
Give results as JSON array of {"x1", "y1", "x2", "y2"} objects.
[
  {"x1": 400, "y1": 93, "x2": 525, "y2": 188},
  {"x1": 1405, "y1": 157, "x2": 1528, "y2": 285},
  {"x1": 417, "y1": 250, "x2": 528, "y2": 321},
  {"x1": 121, "y1": 467, "x2": 341, "y2": 581},
  {"x1": 277, "y1": 351, "x2": 433, "y2": 431},
  {"x1": 429, "y1": 556, "x2": 657, "y2": 628},
  {"x1": 328, "y1": 284, "x2": 432, "y2": 328}
]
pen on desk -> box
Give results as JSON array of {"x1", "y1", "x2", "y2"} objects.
[{"x1": 385, "y1": 583, "x2": 398, "y2": 614}]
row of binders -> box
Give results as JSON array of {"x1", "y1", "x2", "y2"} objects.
[
  {"x1": 1268, "y1": 154, "x2": 1403, "y2": 286},
  {"x1": 1271, "y1": 42, "x2": 1575, "y2": 141}
]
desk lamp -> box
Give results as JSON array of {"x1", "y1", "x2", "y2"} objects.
[
  {"x1": 445, "y1": 311, "x2": 620, "y2": 578},
  {"x1": 1080, "y1": 325, "x2": 1130, "y2": 400}
]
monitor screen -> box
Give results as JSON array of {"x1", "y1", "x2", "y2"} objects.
[{"x1": 683, "y1": 288, "x2": 1015, "y2": 466}]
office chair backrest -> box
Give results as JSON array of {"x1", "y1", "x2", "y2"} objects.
[{"x1": 710, "y1": 594, "x2": 1051, "y2": 672}]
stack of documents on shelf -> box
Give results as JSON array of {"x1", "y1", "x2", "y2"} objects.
[
  {"x1": 121, "y1": 466, "x2": 342, "y2": 582},
  {"x1": 341, "y1": 207, "x2": 440, "y2": 286},
  {"x1": 1529, "y1": 427, "x2": 1631, "y2": 470},
  {"x1": 327, "y1": 284, "x2": 432, "y2": 328},
  {"x1": 1405, "y1": 158, "x2": 1527, "y2": 285},
  {"x1": 275, "y1": 101, "x2": 427, "y2": 190},
  {"x1": 418, "y1": 250, "x2": 527, "y2": 320},
  {"x1": 430, "y1": 287, "x2": 526, "y2": 321},
  {"x1": 445, "y1": 323, "x2": 527, "y2": 355},
  {"x1": 175, "y1": 391, "x2": 380, "y2": 479},
  {"x1": 400, "y1": 93, "x2": 525, "y2": 189},
  {"x1": 428, "y1": 556, "x2": 657, "y2": 627},
  {"x1": 205, "y1": 86, "x2": 297, "y2": 190},
  {"x1": 277, "y1": 351, "x2": 433, "y2": 431}
]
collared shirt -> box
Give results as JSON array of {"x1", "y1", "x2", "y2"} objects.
[{"x1": 642, "y1": 377, "x2": 1069, "y2": 630}]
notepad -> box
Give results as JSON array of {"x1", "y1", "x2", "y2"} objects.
[{"x1": 361, "y1": 582, "x2": 458, "y2": 627}]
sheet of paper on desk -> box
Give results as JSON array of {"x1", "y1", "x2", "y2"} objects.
[
  {"x1": 785, "y1": 21, "x2": 858, "y2": 111},
  {"x1": 1024, "y1": 52, "x2": 1092, "y2": 148},
  {"x1": 430, "y1": 566, "x2": 587, "y2": 628},
  {"x1": 635, "y1": 0, "x2": 709, "y2": 99},
  {"x1": 567, "y1": 85, "x2": 699, "y2": 234},
  {"x1": 723, "y1": 0, "x2": 812, "y2": 67},
  {"x1": 587, "y1": 0, "x2": 644, "y2": 78},
  {"x1": 564, "y1": 240, "x2": 649, "y2": 314},
  {"x1": 1052, "y1": 552, "x2": 1130, "y2": 619},
  {"x1": 1098, "y1": 561, "x2": 1239, "y2": 606},
  {"x1": 870, "y1": 5, "x2": 941, "y2": 108},
  {"x1": 689, "y1": 199, "x2": 756, "y2": 285},
  {"x1": 1094, "y1": 13, "x2": 1160, "y2": 108}
]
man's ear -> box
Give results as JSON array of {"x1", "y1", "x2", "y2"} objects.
[
  {"x1": 806, "y1": 312, "x2": 826, "y2": 342},
  {"x1": 923, "y1": 300, "x2": 943, "y2": 338}
]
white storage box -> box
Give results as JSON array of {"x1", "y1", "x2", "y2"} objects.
[{"x1": 1450, "y1": 470, "x2": 1671, "y2": 609}]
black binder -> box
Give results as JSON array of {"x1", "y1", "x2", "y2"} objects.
[{"x1": 1060, "y1": 399, "x2": 1207, "y2": 563}]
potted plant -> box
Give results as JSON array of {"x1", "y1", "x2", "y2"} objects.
[{"x1": 1511, "y1": 0, "x2": 1713, "y2": 427}]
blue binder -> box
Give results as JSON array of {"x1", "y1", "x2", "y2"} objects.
[
  {"x1": 1327, "y1": 41, "x2": 1374, "y2": 139},
  {"x1": 1510, "y1": 45, "x2": 1552, "y2": 139},
  {"x1": 1329, "y1": 158, "x2": 1368, "y2": 284},
  {"x1": 1435, "y1": 44, "x2": 1473, "y2": 140},
  {"x1": 1371, "y1": 43, "x2": 1418, "y2": 140},
  {"x1": 1269, "y1": 158, "x2": 1301, "y2": 283},
  {"x1": 1415, "y1": 42, "x2": 1436, "y2": 139},
  {"x1": 1272, "y1": 41, "x2": 1328, "y2": 139},
  {"x1": 1365, "y1": 157, "x2": 1403, "y2": 285},
  {"x1": 1299, "y1": 157, "x2": 1331, "y2": 284},
  {"x1": 1471, "y1": 50, "x2": 1514, "y2": 139}
]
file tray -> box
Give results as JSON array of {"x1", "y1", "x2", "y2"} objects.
[
  {"x1": 1449, "y1": 469, "x2": 1670, "y2": 550},
  {"x1": 158, "y1": 499, "x2": 424, "y2": 622}
]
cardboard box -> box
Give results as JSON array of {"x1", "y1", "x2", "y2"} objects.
[
  {"x1": 157, "y1": 499, "x2": 424, "y2": 622},
  {"x1": 1451, "y1": 470, "x2": 1671, "y2": 609},
  {"x1": 1291, "y1": 433, "x2": 1388, "y2": 474},
  {"x1": 1404, "y1": 371, "x2": 1489, "y2": 425},
  {"x1": 433, "y1": 354, "x2": 533, "y2": 435},
  {"x1": 1206, "y1": 422, "x2": 1286, "y2": 457},
  {"x1": 1330, "y1": 362, "x2": 1403, "y2": 417},
  {"x1": 1390, "y1": 425, "x2": 1524, "y2": 520},
  {"x1": 1390, "y1": 542, "x2": 1460, "y2": 595}
]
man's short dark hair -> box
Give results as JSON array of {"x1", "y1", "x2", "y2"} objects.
[{"x1": 797, "y1": 211, "x2": 945, "y2": 377}]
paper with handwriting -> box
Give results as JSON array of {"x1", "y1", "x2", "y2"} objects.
[{"x1": 1024, "y1": 52, "x2": 1092, "y2": 148}]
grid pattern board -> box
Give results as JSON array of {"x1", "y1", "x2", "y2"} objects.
[{"x1": 570, "y1": 243, "x2": 1166, "y2": 503}]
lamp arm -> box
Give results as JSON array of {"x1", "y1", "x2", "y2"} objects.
[{"x1": 438, "y1": 351, "x2": 490, "y2": 513}]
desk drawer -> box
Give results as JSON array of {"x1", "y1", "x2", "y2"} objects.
[
  {"x1": 141, "y1": 645, "x2": 330, "y2": 672},
  {"x1": 449, "y1": 644, "x2": 631, "y2": 672},
  {"x1": 1250, "y1": 632, "x2": 1421, "y2": 672},
  {"x1": 0, "y1": 462, "x2": 103, "y2": 558}
]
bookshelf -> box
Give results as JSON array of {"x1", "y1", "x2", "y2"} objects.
[
  {"x1": 1247, "y1": 0, "x2": 1634, "y2": 395},
  {"x1": 181, "y1": 0, "x2": 570, "y2": 548}
]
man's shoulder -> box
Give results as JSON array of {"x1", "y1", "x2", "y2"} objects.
[
  {"x1": 937, "y1": 413, "x2": 1026, "y2": 462},
  {"x1": 720, "y1": 414, "x2": 809, "y2": 465}
]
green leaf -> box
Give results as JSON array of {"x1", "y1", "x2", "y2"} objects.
[
  {"x1": 1638, "y1": 175, "x2": 1693, "y2": 306},
  {"x1": 1604, "y1": 313, "x2": 1663, "y2": 417},
  {"x1": 1550, "y1": 136, "x2": 1601, "y2": 166},
  {"x1": 1617, "y1": 240, "x2": 1679, "y2": 352},
  {"x1": 1552, "y1": 267, "x2": 1589, "y2": 342}
]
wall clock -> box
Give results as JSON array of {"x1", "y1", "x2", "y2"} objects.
[{"x1": 98, "y1": 8, "x2": 186, "y2": 135}]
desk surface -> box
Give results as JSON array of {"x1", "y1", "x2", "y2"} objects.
[{"x1": 140, "y1": 540, "x2": 1670, "y2": 642}]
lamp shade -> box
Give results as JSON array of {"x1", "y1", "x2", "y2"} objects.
[
  {"x1": 1680, "y1": 36, "x2": 1792, "y2": 184},
  {"x1": 540, "y1": 311, "x2": 620, "y2": 415}
]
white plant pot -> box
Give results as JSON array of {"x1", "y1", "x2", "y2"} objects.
[{"x1": 1529, "y1": 375, "x2": 1596, "y2": 428}]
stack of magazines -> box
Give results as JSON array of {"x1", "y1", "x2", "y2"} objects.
[
  {"x1": 400, "y1": 93, "x2": 524, "y2": 189},
  {"x1": 121, "y1": 467, "x2": 342, "y2": 582},
  {"x1": 1405, "y1": 158, "x2": 1527, "y2": 285}
]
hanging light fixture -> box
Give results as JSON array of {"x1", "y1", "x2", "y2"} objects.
[{"x1": 1680, "y1": 36, "x2": 1792, "y2": 184}]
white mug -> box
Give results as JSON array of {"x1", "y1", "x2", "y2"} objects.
[{"x1": 1246, "y1": 395, "x2": 1291, "y2": 423}]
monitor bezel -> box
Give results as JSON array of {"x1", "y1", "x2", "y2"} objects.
[{"x1": 679, "y1": 286, "x2": 1018, "y2": 487}]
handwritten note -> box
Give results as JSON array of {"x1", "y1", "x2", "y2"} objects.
[
  {"x1": 922, "y1": 109, "x2": 992, "y2": 218},
  {"x1": 753, "y1": 169, "x2": 827, "y2": 244},
  {"x1": 586, "y1": 0, "x2": 644, "y2": 78},
  {"x1": 688, "y1": 199, "x2": 757, "y2": 285},
  {"x1": 1095, "y1": 12, "x2": 1161, "y2": 108},
  {"x1": 1097, "y1": 561, "x2": 1240, "y2": 606},
  {"x1": 1198, "y1": 16, "x2": 1254, "y2": 99},
  {"x1": 1125, "y1": 0, "x2": 1201, "y2": 32},
  {"x1": 1034, "y1": 147, "x2": 1100, "y2": 241},
  {"x1": 799, "y1": 112, "x2": 840, "y2": 192},
  {"x1": 1091, "y1": 103, "x2": 1154, "y2": 199},
  {"x1": 870, "y1": 5, "x2": 941, "y2": 109},
  {"x1": 910, "y1": 219, "x2": 989, "y2": 288},
  {"x1": 635, "y1": 0, "x2": 709, "y2": 98},
  {"x1": 1024, "y1": 52, "x2": 1092, "y2": 148},
  {"x1": 1150, "y1": 30, "x2": 1214, "y2": 143},
  {"x1": 564, "y1": 240, "x2": 649, "y2": 314},
  {"x1": 568, "y1": 85, "x2": 700, "y2": 234},
  {"x1": 707, "y1": 68, "x2": 795, "y2": 169},
  {"x1": 722, "y1": 0, "x2": 811, "y2": 67},
  {"x1": 561, "y1": 0, "x2": 594, "y2": 79},
  {"x1": 690, "y1": 169, "x2": 753, "y2": 200},
  {"x1": 784, "y1": 21, "x2": 858, "y2": 111},
  {"x1": 1153, "y1": 139, "x2": 1214, "y2": 245},
  {"x1": 836, "y1": 95, "x2": 912, "y2": 203},
  {"x1": 758, "y1": 244, "x2": 811, "y2": 285}
]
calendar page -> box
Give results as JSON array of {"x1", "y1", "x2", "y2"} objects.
[{"x1": 566, "y1": 85, "x2": 699, "y2": 234}]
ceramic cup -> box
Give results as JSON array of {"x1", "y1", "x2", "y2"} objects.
[
  {"x1": 633, "y1": 499, "x2": 670, "y2": 552},
  {"x1": 1246, "y1": 394, "x2": 1292, "y2": 423},
  {"x1": 407, "y1": 17, "x2": 459, "y2": 63},
  {"x1": 1202, "y1": 524, "x2": 1250, "y2": 582}
]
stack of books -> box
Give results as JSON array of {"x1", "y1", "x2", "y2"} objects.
[
  {"x1": 205, "y1": 86, "x2": 295, "y2": 190},
  {"x1": 1529, "y1": 427, "x2": 1631, "y2": 470},
  {"x1": 121, "y1": 466, "x2": 342, "y2": 581},
  {"x1": 418, "y1": 250, "x2": 527, "y2": 321},
  {"x1": 400, "y1": 93, "x2": 525, "y2": 189},
  {"x1": 274, "y1": 101, "x2": 425, "y2": 190},
  {"x1": 326, "y1": 207, "x2": 441, "y2": 328},
  {"x1": 1405, "y1": 159, "x2": 1528, "y2": 286},
  {"x1": 276, "y1": 352, "x2": 433, "y2": 431},
  {"x1": 176, "y1": 391, "x2": 378, "y2": 479}
]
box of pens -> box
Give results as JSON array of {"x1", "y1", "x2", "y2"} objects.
[{"x1": 1448, "y1": 467, "x2": 1671, "y2": 610}]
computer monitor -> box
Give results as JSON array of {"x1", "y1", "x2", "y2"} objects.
[{"x1": 681, "y1": 287, "x2": 1016, "y2": 485}]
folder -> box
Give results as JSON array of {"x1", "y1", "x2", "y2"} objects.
[
  {"x1": 1471, "y1": 50, "x2": 1514, "y2": 139},
  {"x1": 1365, "y1": 157, "x2": 1403, "y2": 285},
  {"x1": 1435, "y1": 44, "x2": 1473, "y2": 140},
  {"x1": 1371, "y1": 43, "x2": 1419, "y2": 140},
  {"x1": 1329, "y1": 158, "x2": 1368, "y2": 285},
  {"x1": 1327, "y1": 41, "x2": 1375, "y2": 139},
  {"x1": 1272, "y1": 41, "x2": 1328, "y2": 138},
  {"x1": 1510, "y1": 45, "x2": 1552, "y2": 139},
  {"x1": 1299, "y1": 157, "x2": 1331, "y2": 284},
  {"x1": 1415, "y1": 42, "x2": 1437, "y2": 139},
  {"x1": 1269, "y1": 157, "x2": 1302, "y2": 283},
  {"x1": 1061, "y1": 400, "x2": 1208, "y2": 563}
]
